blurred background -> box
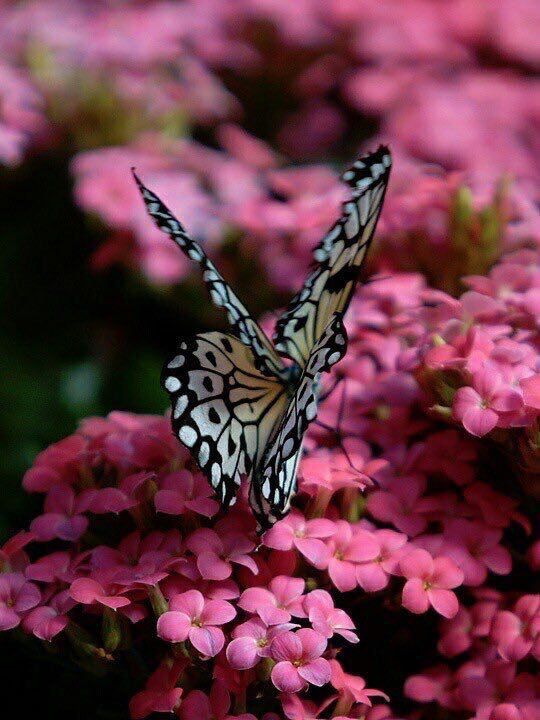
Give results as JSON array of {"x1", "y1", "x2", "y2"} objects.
[{"x1": 0, "y1": 0, "x2": 538, "y2": 715}]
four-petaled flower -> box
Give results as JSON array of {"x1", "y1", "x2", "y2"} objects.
[
  {"x1": 157, "y1": 589, "x2": 236, "y2": 657},
  {"x1": 400, "y1": 549, "x2": 464, "y2": 618},
  {"x1": 186, "y1": 529, "x2": 258, "y2": 580},
  {"x1": 238, "y1": 576, "x2": 305, "y2": 624},
  {"x1": 270, "y1": 629, "x2": 331, "y2": 692},
  {"x1": 226, "y1": 618, "x2": 294, "y2": 670},
  {"x1": 303, "y1": 590, "x2": 358, "y2": 643},
  {"x1": 0, "y1": 572, "x2": 41, "y2": 631},
  {"x1": 263, "y1": 512, "x2": 335, "y2": 569}
]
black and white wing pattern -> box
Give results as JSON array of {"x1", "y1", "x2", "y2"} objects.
[
  {"x1": 274, "y1": 146, "x2": 391, "y2": 368},
  {"x1": 162, "y1": 332, "x2": 288, "y2": 507},
  {"x1": 250, "y1": 314, "x2": 348, "y2": 530},
  {"x1": 133, "y1": 171, "x2": 286, "y2": 380}
]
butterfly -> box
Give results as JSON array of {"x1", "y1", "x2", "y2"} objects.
[{"x1": 133, "y1": 145, "x2": 391, "y2": 530}]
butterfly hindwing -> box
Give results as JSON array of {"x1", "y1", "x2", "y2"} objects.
[
  {"x1": 274, "y1": 146, "x2": 391, "y2": 368},
  {"x1": 251, "y1": 314, "x2": 348, "y2": 529},
  {"x1": 162, "y1": 332, "x2": 288, "y2": 507},
  {"x1": 133, "y1": 171, "x2": 285, "y2": 380}
]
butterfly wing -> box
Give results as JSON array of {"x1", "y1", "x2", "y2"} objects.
[
  {"x1": 133, "y1": 171, "x2": 285, "y2": 379},
  {"x1": 162, "y1": 332, "x2": 288, "y2": 507},
  {"x1": 250, "y1": 314, "x2": 348, "y2": 529},
  {"x1": 274, "y1": 146, "x2": 391, "y2": 368}
]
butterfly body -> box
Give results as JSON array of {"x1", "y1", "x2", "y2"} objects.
[{"x1": 134, "y1": 145, "x2": 391, "y2": 529}]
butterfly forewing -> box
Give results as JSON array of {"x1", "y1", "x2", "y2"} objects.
[
  {"x1": 133, "y1": 171, "x2": 286, "y2": 380},
  {"x1": 162, "y1": 332, "x2": 288, "y2": 507},
  {"x1": 251, "y1": 314, "x2": 348, "y2": 529},
  {"x1": 274, "y1": 146, "x2": 391, "y2": 368}
]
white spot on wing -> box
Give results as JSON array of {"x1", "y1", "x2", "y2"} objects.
[
  {"x1": 179, "y1": 426, "x2": 197, "y2": 447},
  {"x1": 165, "y1": 376, "x2": 180, "y2": 392}
]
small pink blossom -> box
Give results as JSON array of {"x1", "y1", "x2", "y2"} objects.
[
  {"x1": 0, "y1": 572, "x2": 41, "y2": 630},
  {"x1": 400, "y1": 549, "x2": 464, "y2": 618},
  {"x1": 329, "y1": 659, "x2": 389, "y2": 705},
  {"x1": 326, "y1": 521, "x2": 379, "y2": 592},
  {"x1": 186, "y1": 528, "x2": 258, "y2": 580},
  {"x1": 238, "y1": 576, "x2": 305, "y2": 625},
  {"x1": 453, "y1": 367, "x2": 522, "y2": 437},
  {"x1": 157, "y1": 589, "x2": 235, "y2": 657},
  {"x1": 438, "y1": 607, "x2": 473, "y2": 657},
  {"x1": 520, "y1": 374, "x2": 540, "y2": 410},
  {"x1": 22, "y1": 590, "x2": 73, "y2": 641},
  {"x1": 226, "y1": 618, "x2": 293, "y2": 669},
  {"x1": 129, "y1": 659, "x2": 185, "y2": 719},
  {"x1": 91, "y1": 530, "x2": 177, "y2": 587},
  {"x1": 367, "y1": 476, "x2": 429, "y2": 536},
  {"x1": 0, "y1": 531, "x2": 34, "y2": 572},
  {"x1": 356, "y1": 529, "x2": 408, "y2": 592},
  {"x1": 443, "y1": 519, "x2": 512, "y2": 586},
  {"x1": 70, "y1": 570, "x2": 131, "y2": 610},
  {"x1": 490, "y1": 595, "x2": 540, "y2": 662},
  {"x1": 304, "y1": 589, "x2": 358, "y2": 643},
  {"x1": 30, "y1": 484, "x2": 90, "y2": 542},
  {"x1": 22, "y1": 434, "x2": 89, "y2": 492},
  {"x1": 263, "y1": 512, "x2": 335, "y2": 569},
  {"x1": 179, "y1": 681, "x2": 256, "y2": 720},
  {"x1": 270, "y1": 629, "x2": 330, "y2": 692},
  {"x1": 404, "y1": 665, "x2": 458, "y2": 709},
  {"x1": 155, "y1": 470, "x2": 219, "y2": 517}
]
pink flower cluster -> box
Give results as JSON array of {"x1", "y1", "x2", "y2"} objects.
[
  {"x1": 405, "y1": 592, "x2": 540, "y2": 719},
  {"x1": 408, "y1": 249, "x2": 540, "y2": 443},
  {"x1": 0, "y1": 411, "x2": 396, "y2": 717},
  {"x1": 2, "y1": 280, "x2": 538, "y2": 720}
]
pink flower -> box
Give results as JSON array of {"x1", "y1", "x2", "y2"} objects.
[
  {"x1": 263, "y1": 512, "x2": 335, "y2": 568},
  {"x1": 30, "y1": 484, "x2": 90, "y2": 542},
  {"x1": 25, "y1": 550, "x2": 82, "y2": 584},
  {"x1": 520, "y1": 374, "x2": 540, "y2": 410},
  {"x1": 0, "y1": 530, "x2": 33, "y2": 572},
  {"x1": 367, "y1": 476, "x2": 429, "y2": 536},
  {"x1": 70, "y1": 570, "x2": 131, "y2": 610},
  {"x1": 356, "y1": 529, "x2": 408, "y2": 592},
  {"x1": 438, "y1": 607, "x2": 473, "y2": 657},
  {"x1": 155, "y1": 470, "x2": 219, "y2": 517},
  {"x1": 238, "y1": 576, "x2": 305, "y2": 624},
  {"x1": 157, "y1": 589, "x2": 235, "y2": 657},
  {"x1": 179, "y1": 681, "x2": 256, "y2": 720},
  {"x1": 83, "y1": 478, "x2": 142, "y2": 514},
  {"x1": 453, "y1": 367, "x2": 522, "y2": 437},
  {"x1": 270, "y1": 629, "x2": 330, "y2": 692},
  {"x1": 303, "y1": 590, "x2": 358, "y2": 643},
  {"x1": 0, "y1": 572, "x2": 41, "y2": 630},
  {"x1": 442, "y1": 519, "x2": 512, "y2": 586},
  {"x1": 226, "y1": 618, "x2": 292, "y2": 670},
  {"x1": 326, "y1": 522, "x2": 379, "y2": 592},
  {"x1": 129, "y1": 659, "x2": 185, "y2": 719},
  {"x1": 329, "y1": 659, "x2": 389, "y2": 705},
  {"x1": 400, "y1": 549, "x2": 463, "y2": 618},
  {"x1": 22, "y1": 434, "x2": 88, "y2": 492},
  {"x1": 458, "y1": 661, "x2": 520, "y2": 718},
  {"x1": 491, "y1": 595, "x2": 540, "y2": 662},
  {"x1": 22, "y1": 590, "x2": 73, "y2": 641},
  {"x1": 186, "y1": 528, "x2": 258, "y2": 580},
  {"x1": 404, "y1": 665, "x2": 458, "y2": 709}
]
